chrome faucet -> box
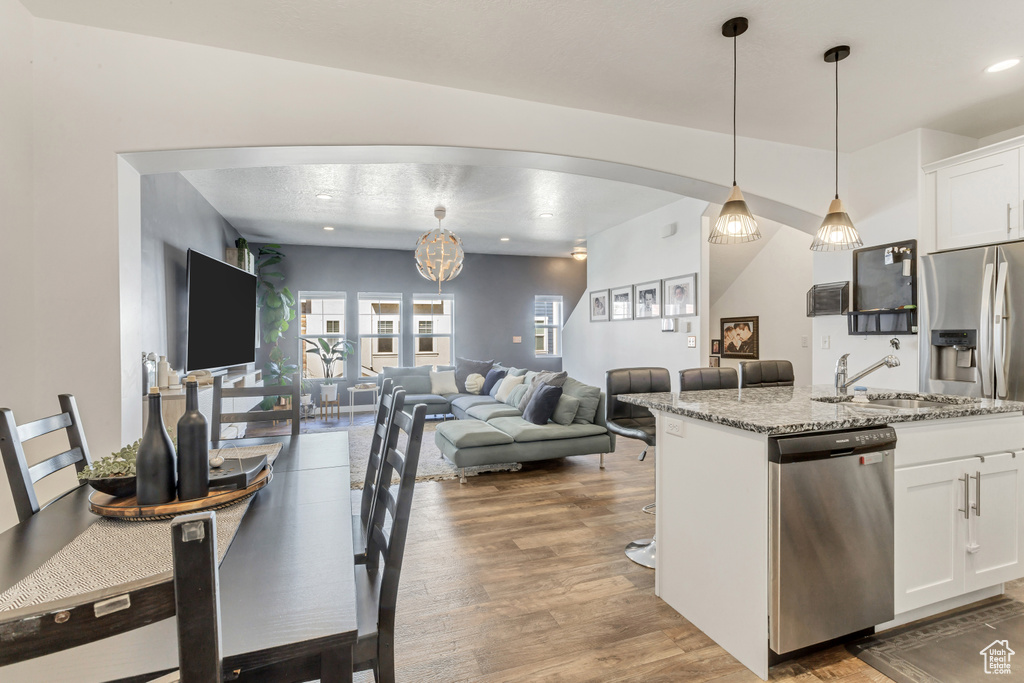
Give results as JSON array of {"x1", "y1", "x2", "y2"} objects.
[{"x1": 835, "y1": 352, "x2": 901, "y2": 395}]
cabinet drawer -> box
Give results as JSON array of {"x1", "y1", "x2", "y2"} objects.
[{"x1": 893, "y1": 415, "x2": 1024, "y2": 468}]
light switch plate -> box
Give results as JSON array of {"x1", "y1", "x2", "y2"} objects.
[
  {"x1": 801, "y1": 335, "x2": 809, "y2": 348},
  {"x1": 512, "y1": 336, "x2": 522, "y2": 344},
  {"x1": 687, "y1": 335, "x2": 697, "y2": 348},
  {"x1": 821, "y1": 335, "x2": 830, "y2": 349}
]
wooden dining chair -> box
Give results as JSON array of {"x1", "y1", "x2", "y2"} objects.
[
  {"x1": 211, "y1": 373, "x2": 301, "y2": 444},
  {"x1": 0, "y1": 394, "x2": 93, "y2": 524},
  {"x1": 353, "y1": 402, "x2": 427, "y2": 683},
  {"x1": 353, "y1": 379, "x2": 402, "y2": 565},
  {"x1": 0, "y1": 510, "x2": 223, "y2": 682}
]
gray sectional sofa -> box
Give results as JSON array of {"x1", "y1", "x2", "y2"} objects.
[{"x1": 376, "y1": 365, "x2": 615, "y2": 481}]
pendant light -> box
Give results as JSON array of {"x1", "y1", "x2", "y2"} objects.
[
  {"x1": 709, "y1": 17, "x2": 761, "y2": 244},
  {"x1": 414, "y1": 207, "x2": 465, "y2": 293},
  {"x1": 811, "y1": 46, "x2": 863, "y2": 251}
]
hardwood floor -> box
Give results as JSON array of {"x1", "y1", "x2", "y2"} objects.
[{"x1": 353, "y1": 435, "x2": 901, "y2": 683}]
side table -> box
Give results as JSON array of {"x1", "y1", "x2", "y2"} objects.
[{"x1": 348, "y1": 385, "x2": 379, "y2": 425}]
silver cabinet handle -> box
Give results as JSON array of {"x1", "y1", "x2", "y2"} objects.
[
  {"x1": 973, "y1": 471, "x2": 982, "y2": 517},
  {"x1": 959, "y1": 473, "x2": 971, "y2": 519}
]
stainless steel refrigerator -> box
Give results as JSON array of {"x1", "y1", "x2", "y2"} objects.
[{"x1": 920, "y1": 243, "x2": 1024, "y2": 400}]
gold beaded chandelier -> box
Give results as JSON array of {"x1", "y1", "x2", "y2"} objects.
[{"x1": 414, "y1": 207, "x2": 464, "y2": 293}]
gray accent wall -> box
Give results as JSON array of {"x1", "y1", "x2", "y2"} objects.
[
  {"x1": 266, "y1": 244, "x2": 587, "y2": 402},
  {"x1": 141, "y1": 172, "x2": 241, "y2": 370}
]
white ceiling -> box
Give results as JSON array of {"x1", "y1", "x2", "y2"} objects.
[
  {"x1": 181, "y1": 164, "x2": 684, "y2": 257},
  {"x1": 20, "y1": 0, "x2": 1024, "y2": 151}
]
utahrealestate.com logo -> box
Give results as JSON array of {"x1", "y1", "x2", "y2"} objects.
[{"x1": 980, "y1": 640, "x2": 1015, "y2": 675}]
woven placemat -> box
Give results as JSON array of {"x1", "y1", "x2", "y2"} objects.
[{"x1": 0, "y1": 443, "x2": 282, "y2": 613}]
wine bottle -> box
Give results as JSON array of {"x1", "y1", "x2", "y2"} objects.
[
  {"x1": 137, "y1": 387, "x2": 177, "y2": 505},
  {"x1": 176, "y1": 376, "x2": 210, "y2": 501}
]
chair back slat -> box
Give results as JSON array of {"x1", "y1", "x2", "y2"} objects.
[
  {"x1": 16, "y1": 412, "x2": 72, "y2": 442},
  {"x1": 28, "y1": 447, "x2": 84, "y2": 484},
  {"x1": 359, "y1": 381, "x2": 401, "y2": 524},
  {"x1": 171, "y1": 511, "x2": 223, "y2": 683},
  {"x1": 211, "y1": 373, "x2": 301, "y2": 442},
  {"x1": 1, "y1": 394, "x2": 93, "y2": 523}
]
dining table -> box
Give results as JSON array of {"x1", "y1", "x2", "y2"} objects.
[{"x1": 0, "y1": 430, "x2": 358, "y2": 682}]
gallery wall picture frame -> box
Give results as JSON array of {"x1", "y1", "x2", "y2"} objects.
[
  {"x1": 711, "y1": 339, "x2": 722, "y2": 355},
  {"x1": 709, "y1": 356, "x2": 721, "y2": 367},
  {"x1": 610, "y1": 285, "x2": 633, "y2": 321},
  {"x1": 590, "y1": 289, "x2": 610, "y2": 322},
  {"x1": 633, "y1": 280, "x2": 662, "y2": 319},
  {"x1": 720, "y1": 316, "x2": 759, "y2": 359},
  {"x1": 663, "y1": 273, "x2": 698, "y2": 317}
]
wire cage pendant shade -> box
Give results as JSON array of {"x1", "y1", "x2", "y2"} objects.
[
  {"x1": 709, "y1": 17, "x2": 760, "y2": 245},
  {"x1": 414, "y1": 207, "x2": 464, "y2": 293},
  {"x1": 811, "y1": 45, "x2": 862, "y2": 252}
]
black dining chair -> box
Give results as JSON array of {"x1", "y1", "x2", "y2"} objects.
[
  {"x1": 353, "y1": 402, "x2": 427, "y2": 683},
  {"x1": 353, "y1": 379, "x2": 403, "y2": 565},
  {"x1": 679, "y1": 367, "x2": 739, "y2": 391},
  {"x1": 0, "y1": 510, "x2": 224, "y2": 682},
  {"x1": 0, "y1": 394, "x2": 93, "y2": 524},
  {"x1": 605, "y1": 367, "x2": 671, "y2": 570},
  {"x1": 211, "y1": 372, "x2": 301, "y2": 443},
  {"x1": 738, "y1": 360, "x2": 795, "y2": 388}
]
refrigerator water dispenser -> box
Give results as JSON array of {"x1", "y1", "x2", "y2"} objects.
[{"x1": 930, "y1": 329, "x2": 977, "y2": 383}]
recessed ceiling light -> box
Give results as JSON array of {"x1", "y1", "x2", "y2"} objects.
[
  {"x1": 323, "y1": 226, "x2": 334, "y2": 231},
  {"x1": 315, "y1": 193, "x2": 333, "y2": 200},
  {"x1": 986, "y1": 58, "x2": 1020, "y2": 73},
  {"x1": 538, "y1": 212, "x2": 554, "y2": 219},
  {"x1": 500, "y1": 237, "x2": 510, "y2": 242}
]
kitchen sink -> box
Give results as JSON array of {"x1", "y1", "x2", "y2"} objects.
[{"x1": 844, "y1": 398, "x2": 949, "y2": 410}]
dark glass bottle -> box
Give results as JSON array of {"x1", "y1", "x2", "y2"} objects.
[
  {"x1": 176, "y1": 376, "x2": 210, "y2": 501},
  {"x1": 137, "y1": 387, "x2": 177, "y2": 505}
]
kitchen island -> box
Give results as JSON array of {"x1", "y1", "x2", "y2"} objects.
[{"x1": 619, "y1": 385, "x2": 1024, "y2": 680}]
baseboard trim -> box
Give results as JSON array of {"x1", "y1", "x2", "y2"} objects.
[{"x1": 879, "y1": 584, "x2": 1004, "y2": 631}]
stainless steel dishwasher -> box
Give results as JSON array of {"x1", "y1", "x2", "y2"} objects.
[{"x1": 769, "y1": 426, "x2": 896, "y2": 655}]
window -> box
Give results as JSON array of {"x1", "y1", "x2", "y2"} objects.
[
  {"x1": 413, "y1": 295, "x2": 454, "y2": 367},
  {"x1": 359, "y1": 294, "x2": 401, "y2": 377},
  {"x1": 534, "y1": 295, "x2": 563, "y2": 357},
  {"x1": 298, "y1": 293, "x2": 348, "y2": 380}
]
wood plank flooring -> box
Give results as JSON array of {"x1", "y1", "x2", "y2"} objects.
[{"x1": 352, "y1": 433, "x2": 909, "y2": 682}]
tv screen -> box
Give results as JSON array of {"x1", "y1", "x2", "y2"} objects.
[{"x1": 186, "y1": 249, "x2": 257, "y2": 371}]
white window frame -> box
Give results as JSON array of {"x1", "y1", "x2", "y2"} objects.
[
  {"x1": 298, "y1": 292, "x2": 349, "y2": 380},
  {"x1": 534, "y1": 295, "x2": 563, "y2": 357},
  {"x1": 358, "y1": 293, "x2": 402, "y2": 377},
  {"x1": 413, "y1": 293, "x2": 455, "y2": 366}
]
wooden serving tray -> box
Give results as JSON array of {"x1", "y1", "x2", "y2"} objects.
[{"x1": 89, "y1": 466, "x2": 271, "y2": 519}]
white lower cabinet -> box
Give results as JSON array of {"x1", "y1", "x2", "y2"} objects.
[{"x1": 895, "y1": 451, "x2": 1024, "y2": 614}]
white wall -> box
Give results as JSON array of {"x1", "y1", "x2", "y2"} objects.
[
  {"x1": 711, "y1": 227, "x2": 813, "y2": 385},
  {"x1": 563, "y1": 198, "x2": 707, "y2": 390}
]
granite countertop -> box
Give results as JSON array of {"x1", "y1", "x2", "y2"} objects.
[{"x1": 618, "y1": 385, "x2": 1024, "y2": 436}]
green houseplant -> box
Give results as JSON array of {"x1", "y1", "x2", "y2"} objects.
[
  {"x1": 256, "y1": 244, "x2": 297, "y2": 409},
  {"x1": 305, "y1": 337, "x2": 355, "y2": 384}
]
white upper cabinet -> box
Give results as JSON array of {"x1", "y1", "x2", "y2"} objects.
[{"x1": 935, "y1": 148, "x2": 1020, "y2": 251}]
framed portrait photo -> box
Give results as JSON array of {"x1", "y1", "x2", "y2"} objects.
[
  {"x1": 589, "y1": 289, "x2": 610, "y2": 322},
  {"x1": 711, "y1": 339, "x2": 722, "y2": 355},
  {"x1": 610, "y1": 285, "x2": 633, "y2": 321},
  {"x1": 720, "y1": 316, "x2": 759, "y2": 359},
  {"x1": 633, "y1": 280, "x2": 662, "y2": 319},
  {"x1": 663, "y1": 273, "x2": 698, "y2": 317},
  {"x1": 709, "y1": 356, "x2": 721, "y2": 367}
]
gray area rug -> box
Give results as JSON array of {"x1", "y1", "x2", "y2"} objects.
[
  {"x1": 347, "y1": 421, "x2": 521, "y2": 488},
  {"x1": 849, "y1": 598, "x2": 1024, "y2": 682}
]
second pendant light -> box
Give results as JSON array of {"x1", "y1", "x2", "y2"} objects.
[{"x1": 709, "y1": 17, "x2": 760, "y2": 245}]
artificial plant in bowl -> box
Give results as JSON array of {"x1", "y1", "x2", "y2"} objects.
[{"x1": 78, "y1": 439, "x2": 141, "y2": 498}]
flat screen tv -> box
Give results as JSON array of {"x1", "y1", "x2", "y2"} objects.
[{"x1": 186, "y1": 249, "x2": 257, "y2": 371}]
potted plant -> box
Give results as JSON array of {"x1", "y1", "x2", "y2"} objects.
[
  {"x1": 261, "y1": 345, "x2": 299, "y2": 410},
  {"x1": 77, "y1": 439, "x2": 142, "y2": 498},
  {"x1": 306, "y1": 337, "x2": 354, "y2": 412},
  {"x1": 255, "y1": 244, "x2": 297, "y2": 410}
]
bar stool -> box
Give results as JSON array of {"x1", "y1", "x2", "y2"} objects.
[
  {"x1": 738, "y1": 360, "x2": 794, "y2": 388},
  {"x1": 605, "y1": 367, "x2": 671, "y2": 569}
]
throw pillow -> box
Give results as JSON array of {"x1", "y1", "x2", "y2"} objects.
[
  {"x1": 563, "y1": 377, "x2": 602, "y2": 424},
  {"x1": 495, "y1": 374, "x2": 525, "y2": 403},
  {"x1": 522, "y1": 384, "x2": 564, "y2": 425},
  {"x1": 551, "y1": 394, "x2": 581, "y2": 425},
  {"x1": 398, "y1": 375, "x2": 432, "y2": 395},
  {"x1": 520, "y1": 370, "x2": 569, "y2": 409},
  {"x1": 465, "y1": 373, "x2": 486, "y2": 394},
  {"x1": 507, "y1": 367, "x2": 528, "y2": 377},
  {"x1": 482, "y1": 368, "x2": 507, "y2": 396},
  {"x1": 455, "y1": 357, "x2": 495, "y2": 393},
  {"x1": 507, "y1": 384, "x2": 529, "y2": 408},
  {"x1": 429, "y1": 370, "x2": 459, "y2": 395}
]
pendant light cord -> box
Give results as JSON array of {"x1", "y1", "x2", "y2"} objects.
[
  {"x1": 835, "y1": 56, "x2": 839, "y2": 200},
  {"x1": 733, "y1": 34, "x2": 737, "y2": 187}
]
